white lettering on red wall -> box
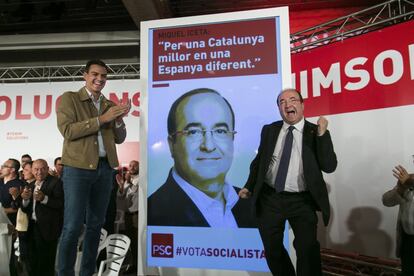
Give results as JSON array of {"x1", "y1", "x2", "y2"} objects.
[{"x1": 292, "y1": 20, "x2": 414, "y2": 117}]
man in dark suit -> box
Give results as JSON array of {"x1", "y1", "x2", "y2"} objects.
[
  {"x1": 239, "y1": 89, "x2": 337, "y2": 276},
  {"x1": 148, "y1": 88, "x2": 255, "y2": 228},
  {"x1": 21, "y1": 159, "x2": 64, "y2": 276}
]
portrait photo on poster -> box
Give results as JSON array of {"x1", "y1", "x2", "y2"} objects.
[{"x1": 148, "y1": 88, "x2": 256, "y2": 228}]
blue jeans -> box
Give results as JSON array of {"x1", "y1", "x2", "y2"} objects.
[{"x1": 58, "y1": 159, "x2": 113, "y2": 276}]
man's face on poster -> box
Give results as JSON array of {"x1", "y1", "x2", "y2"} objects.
[{"x1": 169, "y1": 93, "x2": 235, "y2": 187}]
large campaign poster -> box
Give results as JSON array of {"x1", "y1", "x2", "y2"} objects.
[{"x1": 141, "y1": 8, "x2": 291, "y2": 271}]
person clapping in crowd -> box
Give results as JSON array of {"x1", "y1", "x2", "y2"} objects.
[
  {"x1": 383, "y1": 164, "x2": 414, "y2": 276},
  {"x1": 116, "y1": 160, "x2": 139, "y2": 273},
  {"x1": 21, "y1": 159, "x2": 64, "y2": 276}
]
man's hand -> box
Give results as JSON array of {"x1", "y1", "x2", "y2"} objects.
[
  {"x1": 125, "y1": 172, "x2": 131, "y2": 183},
  {"x1": 393, "y1": 165, "x2": 413, "y2": 195},
  {"x1": 34, "y1": 189, "x2": 45, "y2": 202},
  {"x1": 393, "y1": 165, "x2": 410, "y2": 184},
  {"x1": 238, "y1": 188, "x2": 252, "y2": 199},
  {"x1": 21, "y1": 186, "x2": 32, "y2": 200},
  {"x1": 49, "y1": 169, "x2": 57, "y2": 176},
  {"x1": 115, "y1": 174, "x2": 125, "y2": 193},
  {"x1": 116, "y1": 99, "x2": 132, "y2": 122},
  {"x1": 9, "y1": 187, "x2": 20, "y2": 200},
  {"x1": 99, "y1": 100, "x2": 131, "y2": 124},
  {"x1": 317, "y1": 116, "x2": 328, "y2": 136}
]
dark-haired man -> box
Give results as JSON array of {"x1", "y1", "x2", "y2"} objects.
[
  {"x1": 20, "y1": 154, "x2": 32, "y2": 168},
  {"x1": 57, "y1": 59, "x2": 130, "y2": 276},
  {"x1": 148, "y1": 88, "x2": 254, "y2": 228},
  {"x1": 51, "y1": 157, "x2": 63, "y2": 178},
  {"x1": 19, "y1": 154, "x2": 32, "y2": 180}
]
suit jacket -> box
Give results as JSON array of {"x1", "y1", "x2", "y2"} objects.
[
  {"x1": 57, "y1": 87, "x2": 126, "y2": 170},
  {"x1": 244, "y1": 120, "x2": 337, "y2": 226},
  {"x1": 148, "y1": 171, "x2": 256, "y2": 228},
  {"x1": 0, "y1": 178, "x2": 25, "y2": 226},
  {"x1": 382, "y1": 179, "x2": 414, "y2": 258},
  {"x1": 21, "y1": 175, "x2": 64, "y2": 241}
]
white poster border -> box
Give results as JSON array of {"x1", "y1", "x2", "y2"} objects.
[{"x1": 139, "y1": 7, "x2": 291, "y2": 275}]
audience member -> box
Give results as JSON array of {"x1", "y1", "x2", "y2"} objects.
[
  {"x1": 103, "y1": 169, "x2": 119, "y2": 235},
  {"x1": 18, "y1": 161, "x2": 35, "y2": 270},
  {"x1": 0, "y1": 159, "x2": 24, "y2": 226},
  {"x1": 51, "y1": 157, "x2": 64, "y2": 178},
  {"x1": 0, "y1": 159, "x2": 23, "y2": 276},
  {"x1": 21, "y1": 159, "x2": 64, "y2": 276},
  {"x1": 1, "y1": 202, "x2": 14, "y2": 276},
  {"x1": 22, "y1": 162, "x2": 35, "y2": 185},
  {"x1": 20, "y1": 155, "x2": 32, "y2": 168},
  {"x1": 19, "y1": 154, "x2": 32, "y2": 180},
  {"x1": 117, "y1": 160, "x2": 139, "y2": 272},
  {"x1": 383, "y1": 164, "x2": 414, "y2": 276}
]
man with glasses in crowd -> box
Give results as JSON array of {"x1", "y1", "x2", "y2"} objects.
[
  {"x1": 0, "y1": 159, "x2": 24, "y2": 276},
  {"x1": 0, "y1": 159, "x2": 24, "y2": 226},
  {"x1": 148, "y1": 88, "x2": 254, "y2": 228}
]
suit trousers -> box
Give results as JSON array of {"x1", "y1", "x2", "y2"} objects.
[
  {"x1": 27, "y1": 222, "x2": 58, "y2": 276},
  {"x1": 401, "y1": 230, "x2": 414, "y2": 276},
  {"x1": 257, "y1": 184, "x2": 322, "y2": 276},
  {"x1": 125, "y1": 211, "x2": 138, "y2": 268}
]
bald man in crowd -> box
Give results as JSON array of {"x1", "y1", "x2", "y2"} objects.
[{"x1": 21, "y1": 159, "x2": 63, "y2": 276}]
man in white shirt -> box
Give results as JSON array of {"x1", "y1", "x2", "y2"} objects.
[
  {"x1": 239, "y1": 89, "x2": 337, "y2": 276},
  {"x1": 21, "y1": 159, "x2": 63, "y2": 276},
  {"x1": 148, "y1": 88, "x2": 255, "y2": 228},
  {"x1": 382, "y1": 164, "x2": 414, "y2": 276}
]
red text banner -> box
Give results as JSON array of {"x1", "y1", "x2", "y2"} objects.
[
  {"x1": 0, "y1": 80, "x2": 140, "y2": 167},
  {"x1": 292, "y1": 20, "x2": 414, "y2": 117},
  {"x1": 0, "y1": 91, "x2": 140, "y2": 121},
  {"x1": 152, "y1": 18, "x2": 277, "y2": 81}
]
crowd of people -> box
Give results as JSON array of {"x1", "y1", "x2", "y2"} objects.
[{"x1": 0, "y1": 154, "x2": 139, "y2": 276}]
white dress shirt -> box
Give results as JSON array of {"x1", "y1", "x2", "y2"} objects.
[
  {"x1": 22, "y1": 180, "x2": 48, "y2": 221},
  {"x1": 265, "y1": 119, "x2": 306, "y2": 192},
  {"x1": 173, "y1": 169, "x2": 238, "y2": 228},
  {"x1": 85, "y1": 88, "x2": 107, "y2": 157}
]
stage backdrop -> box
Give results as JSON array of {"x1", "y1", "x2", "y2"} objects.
[
  {"x1": 140, "y1": 7, "x2": 291, "y2": 273},
  {"x1": 0, "y1": 80, "x2": 140, "y2": 167},
  {"x1": 292, "y1": 19, "x2": 414, "y2": 258}
]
